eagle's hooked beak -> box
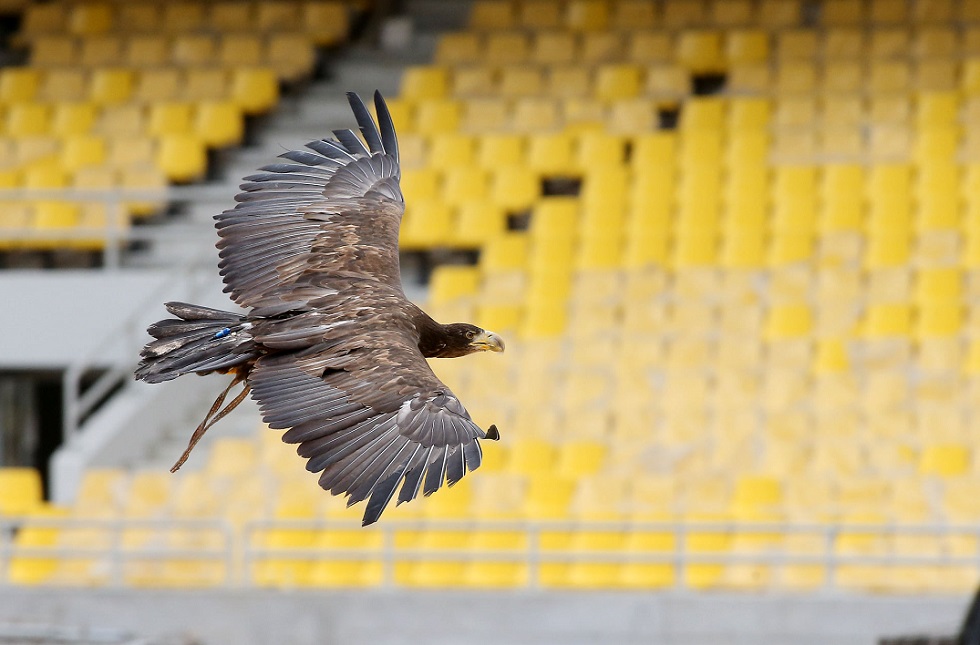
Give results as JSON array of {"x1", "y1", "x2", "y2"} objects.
[{"x1": 472, "y1": 330, "x2": 505, "y2": 353}]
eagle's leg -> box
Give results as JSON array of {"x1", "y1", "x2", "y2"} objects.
[{"x1": 170, "y1": 373, "x2": 251, "y2": 473}]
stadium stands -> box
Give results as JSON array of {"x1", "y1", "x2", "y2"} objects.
[
  {"x1": 3, "y1": 0, "x2": 980, "y2": 596},
  {"x1": 0, "y1": 0, "x2": 361, "y2": 256}
]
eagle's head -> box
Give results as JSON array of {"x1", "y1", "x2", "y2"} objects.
[{"x1": 433, "y1": 323, "x2": 505, "y2": 358}]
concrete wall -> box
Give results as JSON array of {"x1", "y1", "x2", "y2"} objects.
[
  {"x1": 0, "y1": 269, "x2": 237, "y2": 370},
  {"x1": 0, "y1": 588, "x2": 969, "y2": 645}
]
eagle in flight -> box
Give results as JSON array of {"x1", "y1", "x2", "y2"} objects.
[{"x1": 135, "y1": 91, "x2": 504, "y2": 525}]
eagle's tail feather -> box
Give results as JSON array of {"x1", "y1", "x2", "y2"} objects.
[{"x1": 135, "y1": 302, "x2": 256, "y2": 384}]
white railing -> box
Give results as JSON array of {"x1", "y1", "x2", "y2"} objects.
[
  {"x1": 0, "y1": 187, "x2": 234, "y2": 270},
  {"x1": 2, "y1": 517, "x2": 979, "y2": 590}
]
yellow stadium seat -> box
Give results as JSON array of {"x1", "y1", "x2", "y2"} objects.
[
  {"x1": 51, "y1": 103, "x2": 95, "y2": 137},
  {"x1": 663, "y1": 0, "x2": 707, "y2": 28},
  {"x1": 915, "y1": 268, "x2": 961, "y2": 304},
  {"x1": 428, "y1": 134, "x2": 475, "y2": 171},
  {"x1": 0, "y1": 68, "x2": 39, "y2": 103},
  {"x1": 545, "y1": 66, "x2": 589, "y2": 100},
  {"x1": 107, "y1": 135, "x2": 154, "y2": 168},
  {"x1": 775, "y1": 61, "x2": 816, "y2": 94},
  {"x1": 580, "y1": 32, "x2": 622, "y2": 63},
  {"x1": 518, "y1": 0, "x2": 560, "y2": 28},
  {"x1": 434, "y1": 32, "x2": 480, "y2": 65},
  {"x1": 823, "y1": 28, "x2": 865, "y2": 60},
  {"x1": 911, "y1": 0, "x2": 953, "y2": 24},
  {"x1": 822, "y1": 0, "x2": 864, "y2": 25},
  {"x1": 451, "y1": 67, "x2": 493, "y2": 98},
  {"x1": 256, "y1": 0, "x2": 299, "y2": 30},
  {"x1": 302, "y1": 2, "x2": 350, "y2": 46},
  {"x1": 453, "y1": 201, "x2": 507, "y2": 248},
  {"x1": 415, "y1": 99, "x2": 461, "y2": 136},
  {"x1": 31, "y1": 36, "x2": 76, "y2": 66},
  {"x1": 812, "y1": 338, "x2": 850, "y2": 375},
  {"x1": 713, "y1": 0, "x2": 753, "y2": 25},
  {"x1": 531, "y1": 31, "x2": 575, "y2": 65},
  {"x1": 916, "y1": 303, "x2": 962, "y2": 338},
  {"x1": 489, "y1": 165, "x2": 539, "y2": 211},
  {"x1": 89, "y1": 68, "x2": 133, "y2": 105},
  {"x1": 725, "y1": 29, "x2": 769, "y2": 65},
  {"x1": 776, "y1": 29, "x2": 817, "y2": 60},
  {"x1": 156, "y1": 135, "x2": 207, "y2": 183},
  {"x1": 20, "y1": 3, "x2": 65, "y2": 36},
  {"x1": 469, "y1": 0, "x2": 515, "y2": 29},
  {"x1": 7, "y1": 103, "x2": 51, "y2": 137},
  {"x1": 183, "y1": 69, "x2": 230, "y2": 102},
  {"x1": 218, "y1": 34, "x2": 263, "y2": 68},
  {"x1": 628, "y1": 32, "x2": 672, "y2": 64},
  {"x1": 68, "y1": 2, "x2": 112, "y2": 35},
  {"x1": 79, "y1": 35, "x2": 123, "y2": 67},
  {"x1": 62, "y1": 135, "x2": 106, "y2": 173},
  {"x1": 148, "y1": 102, "x2": 193, "y2": 137},
  {"x1": 401, "y1": 66, "x2": 449, "y2": 100},
  {"x1": 266, "y1": 34, "x2": 316, "y2": 82},
  {"x1": 31, "y1": 201, "x2": 81, "y2": 249},
  {"x1": 429, "y1": 265, "x2": 480, "y2": 305},
  {"x1": 194, "y1": 101, "x2": 243, "y2": 148},
  {"x1": 230, "y1": 68, "x2": 279, "y2": 115},
  {"x1": 526, "y1": 133, "x2": 574, "y2": 175},
  {"x1": 163, "y1": 2, "x2": 205, "y2": 32},
  {"x1": 869, "y1": 27, "x2": 909, "y2": 58},
  {"x1": 498, "y1": 66, "x2": 542, "y2": 98},
  {"x1": 400, "y1": 199, "x2": 452, "y2": 248},
  {"x1": 116, "y1": 5, "x2": 160, "y2": 32},
  {"x1": 677, "y1": 30, "x2": 724, "y2": 73},
  {"x1": 442, "y1": 167, "x2": 489, "y2": 207},
  {"x1": 210, "y1": 2, "x2": 253, "y2": 31},
  {"x1": 681, "y1": 97, "x2": 725, "y2": 131},
  {"x1": 133, "y1": 69, "x2": 181, "y2": 104},
  {"x1": 0, "y1": 468, "x2": 43, "y2": 516},
  {"x1": 38, "y1": 69, "x2": 87, "y2": 102},
  {"x1": 765, "y1": 304, "x2": 813, "y2": 340},
  {"x1": 611, "y1": 0, "x2": 657, "y2": 29},
  {"x1": 15, "y1": 137, "x2": 58, "y2": 166},
  {"x1": 126, "y1": 35, "x2": 169, "y2": 68},
  {"x1": 555, "y1": 441, "x2": 606, "y2": 478},
  {"x1": 485, "y1": 32, "x2": 530, "y2": 65},
  {"x1": 566, "y1": 0, "x2": 609, "y2": 30},
  {"x1": 920, "y1": 444, "x2": 970, "y2": 477}
]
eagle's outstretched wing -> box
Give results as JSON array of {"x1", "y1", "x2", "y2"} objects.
[
  {"x1": 215, "y1": 91, "x2": 404, "y2": 314},
  {"x1": 248, "y1": 296, "x2": 489, "y2": 526}
]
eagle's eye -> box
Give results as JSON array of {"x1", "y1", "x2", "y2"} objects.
[{"x1": 465, "y1": 329, "x2": 477, "y2": 340}]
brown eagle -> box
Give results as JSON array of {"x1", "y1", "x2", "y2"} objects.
[{"x1": 135, "y1": 91, "x2": 504, "y2": 525}]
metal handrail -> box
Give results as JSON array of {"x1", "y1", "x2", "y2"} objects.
[{"x1": 3, "y1": 516, "x2": 979, "y2": 590}]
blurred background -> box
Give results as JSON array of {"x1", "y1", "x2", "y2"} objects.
[{"x1": 0, "y1": 0, "x2": 978, "y2": 643}]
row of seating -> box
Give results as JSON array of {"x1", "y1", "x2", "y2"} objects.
[
  {"x1": 438, "y1": 27, "x2": 980, "y2": 67},
  {"x1": 406, "y1": 61, "x2": 980, "y2": 103},
  {"x1": 0, "y1": 203, "x2": 130, "y2": 251},
  {"x1": 469, "y1": 0, "x2": 980, "y2": 30},
  {"x1": 29, "y1": 34, "x2": 315, "y2": 82},
  {"x1": 2, "y1": 101, "x2": 245, "y2": 141},
  {"x1": 19, "y1": 0, "x2": 351, "y2": 45}
]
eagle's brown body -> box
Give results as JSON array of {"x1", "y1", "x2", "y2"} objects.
[{"x1": 136, "y1": 93, "x2": 503, "y2": 525}]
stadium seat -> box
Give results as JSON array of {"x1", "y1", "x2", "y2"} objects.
[{"x1": 0, "y1": 468, "x2": 43, "y2": 516}]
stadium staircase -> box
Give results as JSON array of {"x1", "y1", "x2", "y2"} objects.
[{"x1": 1, "y1": 0, "x2": 980, "y2": 620}]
